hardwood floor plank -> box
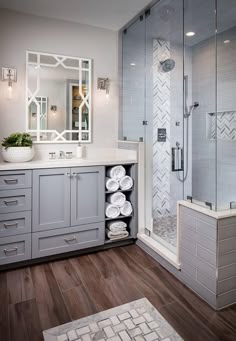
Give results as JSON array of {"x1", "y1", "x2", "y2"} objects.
[
  {"x1": 148, "y1": 264, "x2": 236, "y2": 339},
  {"x1": 62, "y1": 285, "x2": 98, "y2": 320},
  {"x1": 50, "y1": 259, "x2": 82, "y2": 292},
  {"x1": 9, "y1": 299, "x2": 42, "y2": 341},
  {"x1": 2, "y1": 246, "x2": 236, "y2": 340},
  {"x1": 159, "y1": 301, "x2": 218, "y2": 341},
  {"x1": 218, "y1": 305, "x2": 236, "y2": 334},
  {"x1": 111, "y1": 248, "x2": 175, "y2": 307},
  {"x1": 121, "y1": 244, "x2": 158, "y2": 269},
  {"x1": 89, "y1": 251, "x2": 143, "y2": 305},
  {"x1": 31, "y1": 263, "x2": 71, "y2": 331},
  {"x1": 7, "y1": 267, "x2": 35, "y2": 304},
  {"x1": 0, "y1": 271, "x2": 9, "y2": 341},
  {"x1": 88, "y1": 250, "x2": 121, "y2": 279},
  {"x1": 70, "y1": 254, "x2": 120, "y2": 311}
]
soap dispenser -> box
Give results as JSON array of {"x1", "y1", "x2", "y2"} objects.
[{"x1": 76, "y1": 142, "x2": 83, "y2": 159}]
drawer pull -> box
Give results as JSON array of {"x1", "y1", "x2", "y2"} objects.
[
  {"x1": 72, "y1": 173, "x2": 79, "y2": 178},
  {"x1": 64, "y1": 236, "x2": 77, "y2": 243},
  {"x1": 4, "y1": 178, "x2": 18, "y2": 184},
  {"x1": 4, "y1": 247, "x2": 18, "y2": 254},
  {"x1": 4, "y1": 199, "x2": 18, "y2": 206},
  {"x1": 4, "y1": 222, "x2": 18, "y2": 229}
]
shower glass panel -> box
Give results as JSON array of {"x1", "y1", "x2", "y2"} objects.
[
  {"x1": 144, "y1": 0, "x2": 184, "y2": 253},
  {"x1": 216, "y1": 0, "x2": 236, "y2": 210},
  {"x1": 184, "y1": 0, "x2": 217, "y2": 210},
  {"x1": 121, "y1": 0, "x2": 236, "y2": 256},
  {"x1": 121, "y1": 17, "x2": 145, "y2": 141}
]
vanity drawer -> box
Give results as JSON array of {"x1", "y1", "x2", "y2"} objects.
[
  {"x1": 0, "y1": 170, "x2": 32, "y2": 190},
  {"x1": 0, "y1": 189, "x2": 31, "y2": 214},
  {"x1": 0, "y1": 234, "x2": 31, "y2": 265},
  {"x1": 0, "y1": 211, "x2": 31, "y2": 237},
  {"x1": 32, "y1": 222, "x2": 105, "y2": 258}
]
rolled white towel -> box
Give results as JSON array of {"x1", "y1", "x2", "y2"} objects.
[
  {"x1": 107, "y1": 220, "x2": 127, "y2": 232},
  {"x1": 106, "y1": 229, "x2": 129, "y2": 240},
  {"x1": 120, "y1": 201, "x2": 133, "y2": 217},
  {"x1": 107, "y1": 192, "x2": 126, "y2": 207},
  {"x1": 119, "y1": 176, "x2": 133, "y2": 190},
  {"x1": 105, "y1": 203, "x2": 120, "y2": 219},
  {"x1": 105, "y1": 177, "x2": 119, "y2": 192},
  {"x1": 107, "y1": 165, "x2": 126, "y2": 180}
]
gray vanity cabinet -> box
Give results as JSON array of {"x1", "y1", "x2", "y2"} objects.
[
  {"x1": 71, "y1": 166, "x2": 105, "y2": 226},
  {"x1": 32, "y1": 168, "x2": 71, "y2": 232},
  {"x1": 31, "y1": 166, "x2": 105, "y2": 258}
]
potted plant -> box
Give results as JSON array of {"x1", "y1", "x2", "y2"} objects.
[{"x1": 1, "y1": 132, "x2": 34, "y2": 163}]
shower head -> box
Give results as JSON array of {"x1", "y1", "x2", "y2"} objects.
[{"x1": 160, "y1": 58, "x2": 175, "y2": 72}]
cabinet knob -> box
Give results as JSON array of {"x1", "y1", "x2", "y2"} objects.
[
  {"x1": 72, "y1": 172, "x2": 79, "y2": 178},
  {"x1": 65, "y1": 172, "x2": 71, "y2": 177}
]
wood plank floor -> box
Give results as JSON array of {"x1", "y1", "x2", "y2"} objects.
[{"x1": 1, "y1": 245, "x2": 236, "y2": 341}]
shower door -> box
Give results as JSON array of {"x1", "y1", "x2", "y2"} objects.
[{"x1": 144, "y1": 0, "x2": 185, "y2": 253}]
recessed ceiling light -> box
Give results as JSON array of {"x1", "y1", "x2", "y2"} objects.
[
  {"x1": 186, "y1": 32, "x2": 195, "y2": 37},
  {"x1": 130, "y1": 63, "x2": 136, "y2": 66},
  {"x1": 224, "y1": 40, "x2": 230, "y2": 44}
]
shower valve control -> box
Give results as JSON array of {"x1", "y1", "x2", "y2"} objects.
[{"x1": 157, "y1": 128, "x2": 167, "y2": 142}]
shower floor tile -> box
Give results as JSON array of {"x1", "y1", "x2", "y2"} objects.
[{"x1": 153, "y1": 216, "x2": 177, "y2": 248}]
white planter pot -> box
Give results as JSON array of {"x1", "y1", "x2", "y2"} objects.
[{"x1": 1, "y1": 147, "x2": 35, "y2": 163}]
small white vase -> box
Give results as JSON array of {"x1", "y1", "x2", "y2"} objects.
[{"x1": 1, "y1": 146, "x2": 35, "y2": 163}]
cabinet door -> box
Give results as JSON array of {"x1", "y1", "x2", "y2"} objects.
[
  {"x1": 71, "y1": 166, "x2": 105, "y2": 226},
  {"x1": 33, "y1": 168, "x2": 70, "y2": 232}
]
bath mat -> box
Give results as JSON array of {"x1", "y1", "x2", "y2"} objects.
[{"x1": 43, "y1": 298, "x2": 183, "y2": 341}]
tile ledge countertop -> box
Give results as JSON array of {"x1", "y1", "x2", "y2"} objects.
[
  {"x1": 179, "y1": 200, "x2": 236, "y2": 220},
  {"x1": 0, "y1": 156, "x2": 138, "y2": 171}
]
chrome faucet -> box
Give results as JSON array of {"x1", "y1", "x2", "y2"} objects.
[{"x1": 59, "y1": 150, "x2": 66, "y2": 159}]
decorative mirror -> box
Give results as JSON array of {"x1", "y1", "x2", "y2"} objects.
[{"x1": 26, "y1": 51, "x2": 92, "y2": 143}]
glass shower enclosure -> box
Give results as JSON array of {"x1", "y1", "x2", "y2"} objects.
[{"x1": 121, "y1": 0, "x2": 236, "y2": 255}]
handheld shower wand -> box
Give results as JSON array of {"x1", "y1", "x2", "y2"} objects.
[{"x1": 184, "y1": 102, "x2": 199, "y2": 118}]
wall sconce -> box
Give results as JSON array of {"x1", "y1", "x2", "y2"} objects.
[
  {"x1": 50, "y1": 105, "x2": 57, "y2": 112},
  {"x1": 97, "y1": 78, "x2": 110, "y2": 96},
  {"x1": 2, "y1": 67, "x2": 17, "y2": 89},
  {"x1": 2, "y1": 68, "x2": 17, "y2": 99}
]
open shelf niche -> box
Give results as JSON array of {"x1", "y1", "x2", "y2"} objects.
[{"x1": 104, "y1": 164, "x2": 137, "y2": 244}]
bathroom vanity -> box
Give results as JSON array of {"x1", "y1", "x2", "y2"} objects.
[{"x1": 0, "y1": 156, "x2": 137, "y2": 267}]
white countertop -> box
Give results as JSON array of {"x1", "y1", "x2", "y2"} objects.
[
  {"x1": 179, "y1": 200, "x2": 236, "y2": 219},
  {"x1": 0, "y1": 156, "x2": 137, "y2": 171}
]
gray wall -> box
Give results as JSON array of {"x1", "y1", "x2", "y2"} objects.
[{"x1": 0, "y1": 9, "x2": 119, "y2": 148}]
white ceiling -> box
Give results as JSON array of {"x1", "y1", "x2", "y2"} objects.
[{"x1": 0, "y1": 0, "x2": 152, "y2": 30}]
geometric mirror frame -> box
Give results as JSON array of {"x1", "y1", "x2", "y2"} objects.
[{"x1": 26, "y1": 51, "x2": 92, "y2": 143}]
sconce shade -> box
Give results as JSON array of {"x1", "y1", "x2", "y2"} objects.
[
  {"x1": 2, "y1": 68, "x2": 17, "y2": 88},
  {"x1": 50, "y1": 105, "x2": 57, "y2": 112},
  {"x1": 97, "y1": 77, "x2": 110, "y2": 94}
]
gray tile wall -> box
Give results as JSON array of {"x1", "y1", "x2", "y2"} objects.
[
  {"x1": 179, "y1": 207, "x2": 236, "y2": 309},
  {"x1": 179, "y1": 206, "x2": 217, "y2": 307},
  {"x1": 217, "y1": 216, "x2": 236, "y2": 309}
]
